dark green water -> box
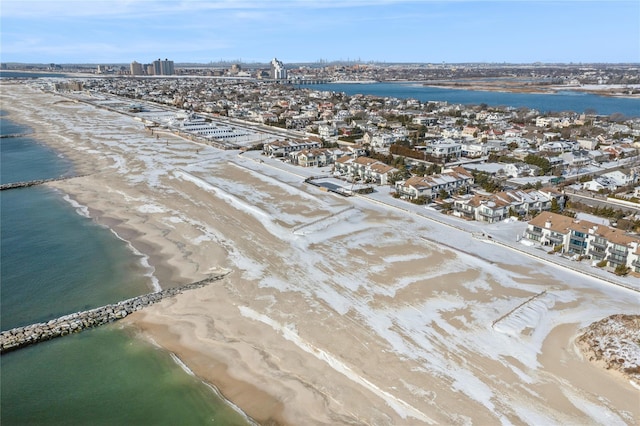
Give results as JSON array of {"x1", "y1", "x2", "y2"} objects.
[
  {"x1": 1, "y1": 327, "x2": 248, "y2": 426},
  {"x1": 0, "y1": 114, "x2": 250, "y2": 425}
]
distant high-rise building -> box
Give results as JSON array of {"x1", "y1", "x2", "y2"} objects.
[
  {"x1": 230, "y1": 63, "x2": 241, "y2": 75},
  {"x1": 270, "y1": 58, "x2": 287, "y2": 80},
  {"x1": 130, "y1": 61, "x2": 144, "y2": 76},
  {"x1": 152, "y1": 58, "x2": 175, "y2": 76}
]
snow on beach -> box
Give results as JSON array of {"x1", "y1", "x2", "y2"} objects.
[
  {"x1": 172, "y1": 152, "x2": 639, "y2": 423},
  {"x1": 3, "y1": 83, "x2": 639, "y2": 425}
]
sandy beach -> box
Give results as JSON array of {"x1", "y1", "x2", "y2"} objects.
[{"x1": 2, "y1": 81, "x2": 639, "y2": 425}]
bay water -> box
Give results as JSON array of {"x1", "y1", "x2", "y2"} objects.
[
  {"x1": 0, "y1": 113, "x2": 249, "y2": 425},
  {"x1": 310, "y1": 82, "x2": 640, "y2": 117}
]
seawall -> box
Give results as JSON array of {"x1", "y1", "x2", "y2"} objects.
[{"x1": 0, "y1": 272, "x2": 229, "y2": 354}]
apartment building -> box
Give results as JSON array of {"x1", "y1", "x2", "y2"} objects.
[{"x1": 526, "y1": 212, "x2": 640, "y2": 272}]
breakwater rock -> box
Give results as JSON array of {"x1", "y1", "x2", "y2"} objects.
[
  {"x1": 0, "y1": 272, "x2": 228, "y2": 354},
  {"x1": 0, "y1": 174, "x2": 89, "y2": 191},
  {"x1": 0, "y1": 178, "x2": 58, "y2": 190}
]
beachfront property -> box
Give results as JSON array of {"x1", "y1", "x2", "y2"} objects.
[
  {"x1": 452, "y1": 188, "x2": 562, "y2": 223},
  {"x1": 452, "y1": 193, "x2": 511, "y2": 223},
  {"x1": 333, "y1": 156, "x2": 399, "y2": 185},
  {"x1": 525, "y1": 212, "x2": 640, "y2": 273},
  {"x1": 263, "y1": 139, "x2": 322, "y2": 157},
  {"x1": 289, "y1": 147, "x2": 347, "y2": 167},
  {"x1": 394, "y1": 166, "x2": 474, "y2": 201}
]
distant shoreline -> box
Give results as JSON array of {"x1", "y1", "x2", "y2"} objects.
[
  {"x1": 420, "y1": 81, "x2": 640, "y2": 99},
  {"x1": 3, "y1": 70, "x2": 639, "y2": 99}
]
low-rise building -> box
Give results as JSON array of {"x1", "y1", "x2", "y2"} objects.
[
  {"x1": 452, "y1": 188, "x2": 560, "y2": 222},
  {"x1": 263, "y1": 139, "x2": 322, "y2": 157},
  {"x1": 333, "y1": 156, "x2": 398, "y2": 185},
  {"x1": 395, "y1": 167, "x2": 474, "y2": 200},
  {"x1": 426, "y1": 141, "x2": 463, "y2": 159},
  {"x1": 453, "y1": 194, "x2": 511, "y2": 223},
  {"x1": 525, "y1": 212, "x2": 640, "y2": 272}
]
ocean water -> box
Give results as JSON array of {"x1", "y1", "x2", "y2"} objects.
[{"x1": 0, "y1": 113, "x2": 249, "y2": 425}]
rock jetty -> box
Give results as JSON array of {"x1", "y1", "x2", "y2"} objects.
[
  {"x1": 0, "y1": 272, "x2": 228, "y2": 354},
  {"x1": 0, "y1": 175, "x2": 87, "y2": 191}
]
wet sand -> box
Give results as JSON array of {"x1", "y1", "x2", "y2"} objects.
[{"x1": 2, "y1": 81, "x2": 638, "y2": 425}]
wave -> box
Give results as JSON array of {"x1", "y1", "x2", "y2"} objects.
[{"x1": 61, "y1": 193, "x2": 161, "y2": 292}]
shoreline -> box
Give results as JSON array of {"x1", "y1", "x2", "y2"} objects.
[
  {"x1": 0, "y1": 84, "x2": 288, "y2": 423},
  {"x1": 420, "y1": 81, "x2": 640, "y2": 99},
  {"x1": 3, "y1": 81, "x2": 639, "y2": 425}
]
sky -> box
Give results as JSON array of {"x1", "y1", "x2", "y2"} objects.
[{"x1": 1, "y1": 0, "x2": 639, "y2": 65}]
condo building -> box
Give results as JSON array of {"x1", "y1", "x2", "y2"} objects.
[
  {"x1": 152, "y1": 58, "x2": 175, "y2": 76},
  {"x1": 270, "y1": 58, "x2": 287, "y2": 80},
  {"x1": 130, "y1": 61, "x2": 144, "y2": 76}
]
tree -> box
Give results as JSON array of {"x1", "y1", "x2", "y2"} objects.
[
  {"x1": 427, "y1": 163, "x2": 441, "y2": 175},
  {"x1": 524, "y1": 154, "x2": 552, "y2": 175},
  {"x1": 550, "y1": 197, "x2": 560, "y2": 213},
  {"x1": 614, "y1": 264, "x2": 630, "y2": 276}
]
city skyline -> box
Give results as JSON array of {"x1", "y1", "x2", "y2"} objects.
[{"x1": 1, "y1": 0, "x2": 639, "y2": 65}]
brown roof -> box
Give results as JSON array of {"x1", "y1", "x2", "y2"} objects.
[
  {"x1": 404, "y1": 176, "x2": 431, "y2": 189},
  {"x1": 369, "y1": 163, "x2": 396, "y2": 174},
  {"x1": 529, "y1": 212, "x2": 640, "y2": 246},
  {"x1": 354, "y1": 156, "x2": 380, "y2": 166}
]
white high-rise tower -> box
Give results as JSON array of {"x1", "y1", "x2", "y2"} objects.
[{"x1": 270, "y1": 58, "x2": 287, "y2": 80}]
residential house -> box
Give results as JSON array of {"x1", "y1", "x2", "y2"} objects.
[
  {"x1": 540, "y1": 141, "x2": 575, "y2": 153},
  {"x1": 318, "y1": 123, "x2": 338, "y2": 139},
  {"x1": 461, "y1": 141, "x2": 489, "y2": 158},
  {"x1": 561, "y1": 151, "x2": 591, "y2": 169},
  {"x1": 452, "y1": 194, "x2": 510, "y2": 223},
  {"x1": 452, "y1": 188, "x2": 557, "y2": 222},
  {"x1": 504, "y1": 127, "x2": 525, "y2": 138},
  {"x1": 263, "y1": 139, "x2": 322, "y2": 157},
  {"x1": 371, "y1": 131, "x2": 396, "y2": 149},
  {"x1": 503, "y1": 163, "x2": 535, "y2": 178},
  {"x1": 292, "y1": 149, "x2": 328, "y2": 167},
  {"x1": 395, "y1": 167, "x2": 474, "y2": 200},
  {"x1": 462, "y1": 126, "x2": 479, "y2": 138},
  {"x1": 333, "y1": 156, "x2": 398, "y2": 185},
  {"x1": 582, "y1": 170, "x2": 637, "y2": 192},
  {"x1": 426, "y1": 141, "x2": 463, "y2": 159},
  {"x1": 578, "y1": 139, "x2": 599, "y2": 150},
  {"x1": 485, "y1": 140, "x2": 509, "y2": 153},
  {"x1": 496, "y1": 189, "x2": 553, "y2": 216},
  {"x1": 412, "y1": 116, "x2": 438, "y2": 126}
]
